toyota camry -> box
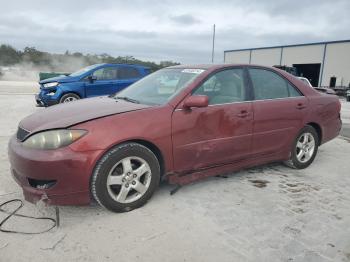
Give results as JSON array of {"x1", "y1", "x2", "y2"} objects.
[{"x1": 8, "y1": 64, "x2": 342, "y2": 212}]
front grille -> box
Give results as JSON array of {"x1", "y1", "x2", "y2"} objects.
[{"x1": 17, "y1": 126, "x2": 30, "y2": 141}]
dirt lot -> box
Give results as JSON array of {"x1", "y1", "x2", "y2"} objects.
[{"x1": 0, "y1": 81, "x2": 350, "y2": 262}]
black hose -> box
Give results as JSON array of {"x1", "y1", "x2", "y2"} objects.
[{"x1": 0, "y1": 199, "x2": 56, "y2": 234}]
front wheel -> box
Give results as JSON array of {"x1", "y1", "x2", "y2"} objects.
[
  {"x1": 91, "y1": 143, "x2": 160, "y2": 212},
  {"x1": 284, "y1": 126, "x2": 319, "y2": 169},
  {"x1": 59, "y1": 93, "x2": 80, "y2": 103}
]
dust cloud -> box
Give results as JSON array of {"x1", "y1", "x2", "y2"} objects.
[{"x1": 0, "y1": 56, "x2": 92, "y2": 81}]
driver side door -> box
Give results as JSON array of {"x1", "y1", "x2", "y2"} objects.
[
  {"x1": 171, "y1": 68, "x2": 253, "y2": 173},
  {"x1": 85, "y1": 67, "x2": 118, "y2": 97}
]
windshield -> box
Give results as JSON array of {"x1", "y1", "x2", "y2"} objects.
[
  {"x1": 115, "y1": 68, "x2": 205, "y2": 105},
  {"x1": 69, "y1": 64, "x2": 102, "y2": 77}
]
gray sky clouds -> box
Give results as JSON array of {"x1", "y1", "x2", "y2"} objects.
[{"x1": 0, "y1": 0, "x2": 349, "y2": 63}]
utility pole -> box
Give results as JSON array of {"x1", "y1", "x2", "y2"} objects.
[{"x1": 211, "y1": 24, "x2": 216, "y2": 63}]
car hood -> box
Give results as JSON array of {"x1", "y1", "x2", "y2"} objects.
[
  {"x1": 19, "y1": 96, "x2": 151, "y2": 133},
  {"x1": 39, "y1": 75, "x2": 79, "y2": 84}
]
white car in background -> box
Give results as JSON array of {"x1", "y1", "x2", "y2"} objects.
[{"x1": 298, "y1": 77, "x2": 336, "y2": 95}]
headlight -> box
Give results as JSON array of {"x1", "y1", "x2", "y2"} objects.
[
  {"x1": 43, "y1": 82, "x2": 59, "y2": 88},
  {"x1": 22, "y1": 129, "x2": 87, "y2": 149}
]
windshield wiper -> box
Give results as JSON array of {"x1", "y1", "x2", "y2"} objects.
[{"x1": 115, "y1": 96, "x2": 140, "y2": 104}]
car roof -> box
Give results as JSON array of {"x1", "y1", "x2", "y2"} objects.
[
  {"x1": 166, "y1": 63, "x2": 271, "y2": 70},
  {"x1": 103, "y1": 63, "x2": 150, "y2": 69}
]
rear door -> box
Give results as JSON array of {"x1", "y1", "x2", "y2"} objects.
[
  {"x1": 172, "y1": 68, "x2": 253, "y2": 173},
  {"x1": 85, "y1": 66, "x2": 118, "y2": 97},
  {"x1": 248, "y1": 68, "x2": 308, "y2": 156}
]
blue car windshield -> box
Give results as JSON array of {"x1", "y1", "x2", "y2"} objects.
[
  {"x1": 69, "y1": 64, "x2": 102, "y2": 77},
  {"x1": 115, "y1": 68, "x2": 206, "y2": 105}
]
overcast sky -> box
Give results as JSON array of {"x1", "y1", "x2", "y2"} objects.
[{"x1": 0, "y1": 0, "x2": 349, "y2": 63}]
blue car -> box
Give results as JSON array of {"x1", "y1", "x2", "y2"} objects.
[{"x1": 36, "y1": 63, "x2": 150, "y2": 106}]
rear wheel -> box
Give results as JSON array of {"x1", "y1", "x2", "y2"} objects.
[
  {"x1": 284, "y1": 125, "x2": 319, "y2": 169},
  {"x1": 59, "y1": 93, "x2": 80, "y2": 103},
  {"x1": 91, "y1": 143, "x2": 160, "y2": 212}
]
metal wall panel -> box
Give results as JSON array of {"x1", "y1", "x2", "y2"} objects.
[
  {"x1": 321, "y1": 42, "x2": 350, "y2": 86},
  {"x1": 224, "y1": 50, "x2": 250, "y2": 64}
]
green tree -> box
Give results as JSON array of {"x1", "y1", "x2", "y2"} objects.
[
  {"x1": 0, "y1": 44, "x2": 180, "y2": 72},
  {"x1": 0, "y1": 44, "x2": 22, "y2": 65}
]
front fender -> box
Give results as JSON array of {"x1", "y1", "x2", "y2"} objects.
[
  {"x1": 69, "y1": 105, "x2": 174, "y2": 173},
  {"x1": 58, "y1": 82, "x2": 85, "y2": 98}
]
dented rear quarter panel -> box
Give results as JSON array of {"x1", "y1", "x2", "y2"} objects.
[{"x1": 304, "y1": 94, "x2": 342, "y2": 144}]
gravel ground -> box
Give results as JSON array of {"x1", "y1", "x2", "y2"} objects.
[
  {"x1": 0, "y1": 80, "x2": 38, "y2": 94},
  {"x1": 0, "y1": 82, "x2": 350, "y2": 262}
]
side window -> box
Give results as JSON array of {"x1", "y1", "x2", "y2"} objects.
[
  {"x1": 193, "y1": 68, "x2": 246, "y2": 105},
  {"x1": 288, "y1": 83, "x2": 302, "y2": 97},
  {"x1": 92, "y1": 67, "x2": 118, "y2": 80},
  {"x1": 118, "y1": 67, "x2": 141, "y2": 79},
  {"x1": 92, "y1": 68, "x2": 104, "y2": 80},
  {"x1": 249, "y1": 68, "x2": 301, "y2": 100}
]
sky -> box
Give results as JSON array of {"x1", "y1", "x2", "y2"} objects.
[{"x1": 0, "y1": 0, "x2": 349, "y2": 64}]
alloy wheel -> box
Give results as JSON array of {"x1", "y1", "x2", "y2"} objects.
[
  {"x1": 63, "y1": 97, "x2": 77, "y2": 103},
  {"x1": 106, "y1": 156, "x2": 152, "y2": 204},
  {"x1": 296, "y1": 132, "x2": 315, "y2": 163}
]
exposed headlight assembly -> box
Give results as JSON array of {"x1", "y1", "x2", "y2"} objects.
[
  {"x1": 43, "y1": 82, "x2": 59, "y2": 88},
  {"x1": 23, "y1": 129, "x2": 87, "y2": 149}
]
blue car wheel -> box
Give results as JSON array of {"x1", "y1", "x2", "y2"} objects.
[{"x1": 59, "y1": 93, "x2": 81, "y2": 103}]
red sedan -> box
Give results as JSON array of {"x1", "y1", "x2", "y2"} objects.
[{"x1": 8, "y1": 64, "x2": 342, "y2": 212}]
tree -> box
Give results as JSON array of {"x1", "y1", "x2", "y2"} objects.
[
  {"x1": 0, "y1": 44, "x2": 180, "y2": 72},
  {"x1": 160, "y1": 61, "x2": 180, "y2": 67},
  {"x1": 0, "y1": 44, "x2": 22, "y2": 65},
  {"x1": 22, "y1": 46, "x2": 51, "y2": 65}
]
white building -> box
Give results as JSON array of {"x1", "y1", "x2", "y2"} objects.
[{"x1": 224, "y1": 40, "x2": 350, "y2": 88}]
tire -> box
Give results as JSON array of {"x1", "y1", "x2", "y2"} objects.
[
  {"x1": 284, "y1": 125, "x2": 319, "y2": 169},
  {"x1": 347, "y1": 96, "x2": 350, "y2": 102},
  {"x1": 91, "y1": 143, "x2": 160, "y2": 212},
  {"x1": 59, "y1": 93, "x2": 80, "y2": 103}
]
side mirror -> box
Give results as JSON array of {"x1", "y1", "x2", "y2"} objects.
[
  {"x1": 88, "y1": 75, "x2": 97, "y2": 83},
  {"x1": 183, "y1": 95, "x2": 209, "y2": 109}
]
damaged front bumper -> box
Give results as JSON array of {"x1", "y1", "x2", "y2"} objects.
[
  {"x1": 8, "y1": 135, "x2": 103, "y2": 206},
  {"x1": 35, "y1": 94, "x2": 45, "y2": 107},
  {"x1": 35, "y1": 93, "x2": 59, "y2": 107}
]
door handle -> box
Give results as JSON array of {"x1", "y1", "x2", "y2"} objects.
[
  {"x1": 296, "y1": 103, "x2": 306, "y2": 110},
  {"x1": 237, "y1": 110, "x2": 249, "y2": 118}
]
